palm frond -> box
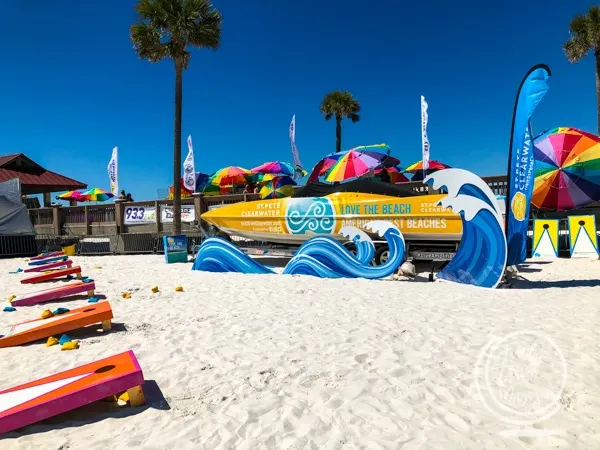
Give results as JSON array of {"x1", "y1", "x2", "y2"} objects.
[
  {"x1": 564, "y1": 37, "x2": 589, "y2": 63},
  {"x1": 186, "y1": 4, "x2": 222, "y2": 51},
  {"x1": 130, "y1": 22, "x2": 167, "y2": 62},
  {"x1": 320, "y1": 90, "x2": 361, "y2": 119},
  {"x1": 563, "y1": 6, "x2": 600, "y2": 63},
  {"x1": 131, "y1": 0, "x2": 222, "y2": 67},
  {"x1": 568, "y1": 14, "x2": 591, "y2": 42}
]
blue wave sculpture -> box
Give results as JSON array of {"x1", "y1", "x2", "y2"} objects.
[
  {"x1": 192, "y1": 222, "x2": 405, "y2": 280},
  {"x1": 424, "y1": 168, "x2": 507, "y2": 288},
  {"x1": 192, "y1": 237, "x2": 274, "y2": 274},
  {"x1": 283, "y1": 221, "x2": 405, "y2": 279},
  {"x1": 339, "y1": 226, "x2": 375, "y2": 265}
]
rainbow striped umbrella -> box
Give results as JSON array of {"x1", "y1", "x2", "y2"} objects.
[
  {"x1": 82, "y1": 188, "x2": 114, "y2": 202},
  {"x1": 320, "y1": 144, "x2": 400, "y2": 183},
  {"x1": 259, "y1": 176, "x2": 296, "y2": 199},
  {"x1": 406, "y1": 160, "x2": 451, "y2": 181},
  {"x1": 57, "y1": 190, "x2": 86, "y2": 201},
  {"x1": 307, "y1": 153, "x2": 344, "y2": 183},
  {"x1": 251, "y1": 161, "x2": 295, "y2": 176},
  {"x1": 210, "y1": 166, "x2": 252, "y2": 186},
  {"x1": 532, "y1": 127, "x2": 600, "y2": 210}
]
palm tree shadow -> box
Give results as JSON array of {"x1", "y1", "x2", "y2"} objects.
[{"x1": 0, "y1": 380, "x2": 170, "y2": 439}]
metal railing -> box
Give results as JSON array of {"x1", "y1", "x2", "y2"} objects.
[{"x1": 28, "y1": 208, "x2": 53, "y2": 226}]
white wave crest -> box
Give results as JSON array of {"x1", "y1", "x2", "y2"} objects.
[
  {"x1": 339, "y1": 226, "x2": 373, "y2": 244},
  {"x1": 424, "y1": 168, "x2": 502, "y2": 216},
  {"x1": 363, "y1": 220, "x2": 398, "y2": 237},
  {"x1": 438, "y1": 194, "x2": 503, "y2": 226}
]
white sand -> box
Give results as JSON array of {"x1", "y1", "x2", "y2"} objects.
[{"x1": 1, "y1": 255, "x2": 599, "y2": 449}]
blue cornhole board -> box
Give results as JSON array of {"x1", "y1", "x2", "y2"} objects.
[{"x1": 163, "y1": 235, "x2": 188, "y2": 264}]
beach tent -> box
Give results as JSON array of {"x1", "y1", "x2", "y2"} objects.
[
  {"x1": 0, "y1": 194, "x2": 35, "y2": 235},
  {"x1": 0, "y1": 178, "x2": 35, "y2": 236}
]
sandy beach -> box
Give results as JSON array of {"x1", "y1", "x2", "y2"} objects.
[{"x1": 1, "y1": 255, "x2": 599, "y2": 449}]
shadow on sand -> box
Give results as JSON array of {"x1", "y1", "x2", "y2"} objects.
[
  {"x1": 512, "y1": 278, "x2": 600, "y2": 289},
  {"x1": 0, "y1": 380, "x2": 170, "y2": 439},
  {"x1": 20, "y1": 321, "x2": 128, "y2": 348}
]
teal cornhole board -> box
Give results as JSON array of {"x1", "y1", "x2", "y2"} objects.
[{"x1": 163, "y1": 235, "x2": 188, "y2": 264}]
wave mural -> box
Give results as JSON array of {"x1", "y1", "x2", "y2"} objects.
[
  {"x1": 424, "y1": 168, "x2": 507, "y2": 288},
  {"x1": 191, "y1": 237, "x2": 275, "y2": 274},
  {"x1": 282, "y1": 221, "x2": 404, "y2": 279},
  {"x1": 192, "y1": 222, "x2": 405, "y2": 280}
]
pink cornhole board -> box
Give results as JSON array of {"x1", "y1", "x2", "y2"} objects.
[
  {"x1": 24, "y1": 259, "x2": 73, "y2": 273},
  {"x1": 0, "y1": 350, "x2": 144, "y2": 435},
  {"x1": 10, "y1": 281, "x2": 96, "y2": 307},
  {"x1": 30, "y1": 251, "x2": 65, "y2": 261},
  {"x1": 28, "y1": 255, "x2": 69, "y2": 267}
]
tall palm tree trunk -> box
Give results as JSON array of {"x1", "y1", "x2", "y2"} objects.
[
  {"x1": 596, "y1": 51, "x2": 600, "y2": 134},
  {"x1": 335, "y1": 116, "x2": 342, "y2": 153},
  {"x1": 173, "y1": 62, "x2": 183, "y2": 235}
]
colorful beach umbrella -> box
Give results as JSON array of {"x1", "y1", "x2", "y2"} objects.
[
  {"x1": 81, "y1": 188, "x2": 114, "y2": 202},
  {"x1": 168, "y1": 180, "x2": 193, "y2": 199},
  {"x1": 251, "y1": 161, "x2": 295, "y2": 176},
  {"x1": 259, "y1": 176, "x2": 296, "y2": 199},
  {"x1": 247, "y1": 173, "x2": 277, "y2": 184},
  {"x1": 325, "y1": 149, "x2": 399, "y2": 183},
  {"x1": 210, "y1": 166, "x2": 252, "y2": 186},
  {"x1": 406, "y1": 160, "x2": 451, "y2": 181},
  {"x1": 374, "y1": 166, "x2": 410, "y2": 183},
  {"x1": 56, "y1": 191, "x2": 86, "y2": 201},
  {"x1": 314, "y1": 144, "x2": 399, "y2": 183},
  {"x1": 405, "y1": 160, "x2": 450, "y2": 172},
  {"x1": 532, "y1": 127, "x2": 600, "y2": 210},
  {"x1": 202, "y1": 183, "x2": 229, "y2": 196},
  {"x1": 307, "y1": 153, "x2": 345, "y2": 183}
]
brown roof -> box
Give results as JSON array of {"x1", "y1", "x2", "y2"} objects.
[{"x1": 0, "y1": 153, "x2": 87, "y2": 195}]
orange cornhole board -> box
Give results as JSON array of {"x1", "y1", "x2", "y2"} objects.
[
  {"x1": 20, "y1": 266, "x2": 83, "y2": 285},
  {"x1": 0, "y1": 301, "x2": 113, "y2": 348},
  {"x1": 0, "y1": 350, "x2": 144, "y2": 435},
  {"x1": 10, "y1": 281, "x2": 96, "y2": 307},
  {"x1": 30, "y1": 251, "x2": 65, "y2": 261},
  {"x1": 24, "y1": 259, "x2": 73, "y2": 273}
]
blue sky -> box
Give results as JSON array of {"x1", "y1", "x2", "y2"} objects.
[{"x1": 0, "y1": 0, "x2": 597, "y2": 200}]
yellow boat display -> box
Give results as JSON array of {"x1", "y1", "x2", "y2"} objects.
[{"x1": 201, "y1": 189, "x2": 462, "y2": 246}]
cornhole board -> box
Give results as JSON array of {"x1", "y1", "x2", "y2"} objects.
[
  {"x1": 10, "y1": 281, "x2": 96, "y2": 307},
  {"x1": 24, "y1": 259, "x2": 73, "y2": 273},
  {"x1": 568, "y1": 215, "x2": 599, "y2": 258},
  {"x1": 28, "y1": 255, "x2": 69, "y2": 267},
  {"x1": 30, "y1": 251, "x2": 65, "y2": 261},
  {"x1": 532, "y1": 219, "x2": 559, "y2": 260},
  {"x1": 20, "y1": 266, "x2": 82, "y2": 285},
  {"x1": 0, "y1": 301, "x2": 113, "y2": 348},
  {"x1": 0, "y1": 350, "x2": 144, "y2": 435}
]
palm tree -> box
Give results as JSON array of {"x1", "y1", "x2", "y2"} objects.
[
  {"x1": 320, "y1": 90, "x2": 361, "y2": 153},
  {"x1": 563, "y1": 6, "x2": 600, "y2": 134},
  {"x1": 130, "y1": 0, "x2": 222, "y2": 234}
]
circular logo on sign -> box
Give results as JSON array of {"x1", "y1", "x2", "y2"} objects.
[
  {"x1": 184, "y1": 165, "x2": 194, "y2": 174},
  {"x1": 474, "y1": 330, "x2": 567, "y2": 427},
  {"x1": 511, "y1": 192, "x2": 527, "y2": 221},
  {"x1": 285, "y1": 197, "x2": 335, "y2": 235}
]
